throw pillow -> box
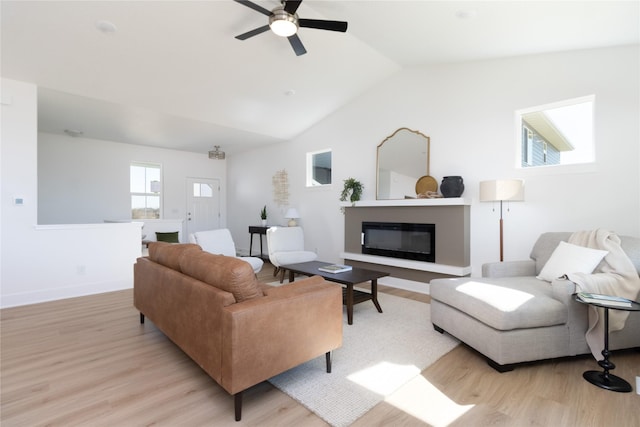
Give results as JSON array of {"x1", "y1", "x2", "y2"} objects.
[
  {"x1": 536, "y1": 241, "x2": 608, "y2": 282},
  {"x1": 156, "y1": 231, "x2": 180, "y2": 243}
]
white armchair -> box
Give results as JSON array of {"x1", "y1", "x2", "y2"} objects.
[
  {"x1": 266, "y1": 226, "x2": 317, "y2": 282},
  {"x1": 189, "y1": 228, "x2": 263, "y2": 274}
]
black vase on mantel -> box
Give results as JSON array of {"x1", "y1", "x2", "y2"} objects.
[{"x1": 440, "y1": 176, "x2": 465, "y2": 198}]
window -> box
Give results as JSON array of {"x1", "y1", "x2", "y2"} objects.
[
  {"x1": 193, "y1": 182, "x2": 214, "y2": 197},
  {"x1": 130, "y1": 162, "x2": 161, "y2": 219},
  {"x1": 517, "y1": 96, "x2": 594, "y2": 168},
  {"x1": 306, "y1": 149, "x2": 332, "y2": 186}
]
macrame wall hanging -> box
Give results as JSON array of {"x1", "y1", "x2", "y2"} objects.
[{"x1": 272, "y1": 169, "x2": 289, "y2": 207}]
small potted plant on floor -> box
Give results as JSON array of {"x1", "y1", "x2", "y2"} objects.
[{"x1": 260, "y1": 205, "x2": 267, "y2": 226}]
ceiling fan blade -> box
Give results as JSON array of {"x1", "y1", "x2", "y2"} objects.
[
  {"x1": 233, "y1": 0, "x2": 272, "y2": 17},
  {"x1": 283, "y1": 0, "x2": 302, "y2": 15},
  {"x1": 235, "y1": 25, "x2": 270, "y2": 40},
  {"x1": 299, "y1": 19, "x2": 348, "y2": 33},
  {"x1": 288, "y1": 34, "x2": 307, "y2": 56}
]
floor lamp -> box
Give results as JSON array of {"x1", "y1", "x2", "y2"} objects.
[{"x1": 479, "y1": 179, "x2": 524, "y2": 261}]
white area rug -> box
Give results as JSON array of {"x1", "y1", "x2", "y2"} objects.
[{"x1": 267, "y1": 290, "x2": 460, "y2": 427}]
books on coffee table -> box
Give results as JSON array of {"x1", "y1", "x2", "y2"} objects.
[
  {"x1": 318, "y1": 264, "x2": 353, "y2": 274},
  {"x1": 577, "y1": 292, "x2": 633, "y2": 308}
]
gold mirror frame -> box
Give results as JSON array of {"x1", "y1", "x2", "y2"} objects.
[{"x1": 376, "y1": 128, "x2": 430, "y2": 200}]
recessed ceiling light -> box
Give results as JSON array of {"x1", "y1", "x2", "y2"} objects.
[
  {"x1": 455, "y1": 9, "x2": 477, "y2": 20},
  {"x1": 96, "y1": 20, "x2": 117, "y2": 34}
]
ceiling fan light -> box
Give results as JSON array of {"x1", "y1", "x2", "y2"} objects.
[{"x1": 269, "y1": 8, "x2": 298, "y2": 37}]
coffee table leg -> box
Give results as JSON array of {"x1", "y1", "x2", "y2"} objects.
[
  {"x1": 371, "y1": 279, "x2": 383, "y2": 313},
  {"x1": 346, "y1": 284, "x2": 354, "y2": 325}
]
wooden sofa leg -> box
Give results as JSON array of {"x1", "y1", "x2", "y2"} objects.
[
  {"x1": 140, "y1": 313, "x2": 145, "y2": 324},
  {"x1": 234, "y1": 392, "x2": 242, "y2": 421},
  {"x1": 326, "y1": 351, "x2": 332, "y2": 373},
  {"x1": 273, "y1": 266, "x2": 279, "y2": 277}
]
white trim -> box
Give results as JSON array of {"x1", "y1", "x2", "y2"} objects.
[
  {"x1": 340, "y1": 197, "x2": 471, "y2": 208},
  {"x1": 375, "y1": 276, "x2": 430, "y2": 295},
  {"x1": 36, "y1": 222, "x2": 143, "y2": 231},
  {"x1": 341, "y1": 252, "x2": 472, "y2": 276}
]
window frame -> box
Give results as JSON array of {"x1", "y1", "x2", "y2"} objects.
[
  {"x1": 515, "y1": 95, "x2": 595, "y2": 170},
  {"x1": 306, "y1": 149, "x2": 332, "y2": 187},
  {"x1": 130, "y1": 162, "x2": 162, "y2": 219}
]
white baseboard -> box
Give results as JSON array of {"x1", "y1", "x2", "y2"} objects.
[
  {"x1": 1, "y1": 279, "x2": 133, "y2": 309},
  {"x1": 377, "y1": 276, "x2": 430, "y2": 295}
]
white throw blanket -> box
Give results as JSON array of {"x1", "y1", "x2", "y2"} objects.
[{"x1": 567, "y1": 229, "x2": 640, "y2": 360}]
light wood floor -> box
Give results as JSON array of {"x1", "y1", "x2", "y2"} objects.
[{"x1": 1, "y1": 263, "x2": 639, "y2": 426}]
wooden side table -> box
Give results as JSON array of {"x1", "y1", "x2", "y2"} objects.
[
  {"x1": 248, "y1": 225, "x2": 270, "y2": 260},
  {"x1": 575, "y1": 293, "x2": 640, "y2": 392}
]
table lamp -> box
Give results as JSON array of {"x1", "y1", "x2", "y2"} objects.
[{"x1": 285, "y1": 208, "x2": 300, "y2": 227}]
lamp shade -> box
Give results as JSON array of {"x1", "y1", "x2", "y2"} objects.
[
  {"x1": 285, "y1": 208, "x2": 300, "y2": 219},
  {"x1": 285, "y1": 208, "x2": 300, "y2": 227},
  {"x1": 150, "y1": 180, "x2": 161, "y2": 193},
  {"x1": 479, "y1": 180, "x2": 524, "y2": 202}
]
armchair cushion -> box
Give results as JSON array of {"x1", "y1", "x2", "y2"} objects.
[
  {"x1": 192, "y1": 229, "x2": 235, "y2": 256},
  {"x1": 266, "y1": 226, "x2": 317, "y2": 268},
  {"x1": 190, "y1": 229, "x2": 264, "y2": 274}
]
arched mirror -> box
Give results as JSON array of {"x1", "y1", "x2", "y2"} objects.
[{"x1": 376, "y1": 128, "x2": 430, "y2": 199}]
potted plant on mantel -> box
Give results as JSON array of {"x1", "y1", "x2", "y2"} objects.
[
  {"x1": 340, "y1": 178, "x2": 364, "y2": 212},
  {"x1": 260, "y1": 205, "x2": 268, "y2": 226}
]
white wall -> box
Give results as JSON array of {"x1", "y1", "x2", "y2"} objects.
[
  {"x1": 227, "y1": 46, "x2": 640, "y2": 275},
  {"x1": 2, "y1": 46, "x2": 638, "y2": 306},
  {"x1": 1, "y1": 79, "x2": 139, "y2": 308},
  {"x1": 38, "y1": 132, "x2": 227, "y2": 233}
]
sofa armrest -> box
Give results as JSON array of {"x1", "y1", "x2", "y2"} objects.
[
  {"x1": 482, "y1": 260, "x2": 536, "y2": 278},
  {"x1": 220, "y1": 276, "x2": 343, "y2": 394}
]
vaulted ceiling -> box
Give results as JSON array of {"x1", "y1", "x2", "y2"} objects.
[{"x1": 2, "y1": 1, "x2": 638, "y2": 155}]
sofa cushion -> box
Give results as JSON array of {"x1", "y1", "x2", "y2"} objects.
[
  {"x1": 430, "y1": 276, "x2": 567, "y2": 331},
  {"x1": 148, "y1": 242, "x2": 202, "y2": 271},
  {"x1": 180, "y1": 251, "x2": 264, "y2": 302},
  {"x1": 537, "y1": 241, "x2": 608, "y2": 282}
]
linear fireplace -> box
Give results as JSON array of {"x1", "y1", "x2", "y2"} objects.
[{"x1": 361, "y1": 222, "x2": 435, "y2": 262}]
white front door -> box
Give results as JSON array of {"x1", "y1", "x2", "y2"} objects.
[{"x1": 186, "y1": 177, "x2": 220, "y2": 237}]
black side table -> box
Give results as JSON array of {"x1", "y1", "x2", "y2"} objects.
[
  {"x1": 574, "y1": 293, "x2": 640, "y2": 393},
  {"x1": 248, "y1": 225, "x2": 270, "y2": 260}
]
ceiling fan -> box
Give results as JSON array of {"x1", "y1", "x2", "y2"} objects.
[{"x1": 234, "y1": 0, "x2": 348, "y2": 56}]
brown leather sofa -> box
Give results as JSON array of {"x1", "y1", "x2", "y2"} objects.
[{"x1": 134, "y1": 242, "x2": 343, "y2": 421}]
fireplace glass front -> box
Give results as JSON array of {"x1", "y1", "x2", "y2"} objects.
[{"x1": 361, "y1": 222, "x2": 435, "y2": 262}]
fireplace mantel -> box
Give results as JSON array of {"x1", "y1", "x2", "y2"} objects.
[{"x1": 340, "y1": 197, "x2": 472, "y2": 208}]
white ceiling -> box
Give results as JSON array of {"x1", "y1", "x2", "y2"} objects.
[{"x1": 2, "y1": 1, "x2": 638, "y2": 156}]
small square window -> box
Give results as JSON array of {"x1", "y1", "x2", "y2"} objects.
[{"x1": 306, "y1": 149, "x2": 332, "y2": 186}]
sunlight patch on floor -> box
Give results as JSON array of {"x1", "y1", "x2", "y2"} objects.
[
  {"x1": 385, "y1": 375, "x2": 474, "y2": 426},
  {"x1": 347, "y1": 361, "x2": 421, "y2": 396}
]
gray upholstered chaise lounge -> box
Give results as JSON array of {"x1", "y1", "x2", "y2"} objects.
[{"x1": 429, "y1": 232, "x2": 640, "y2": 371}]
